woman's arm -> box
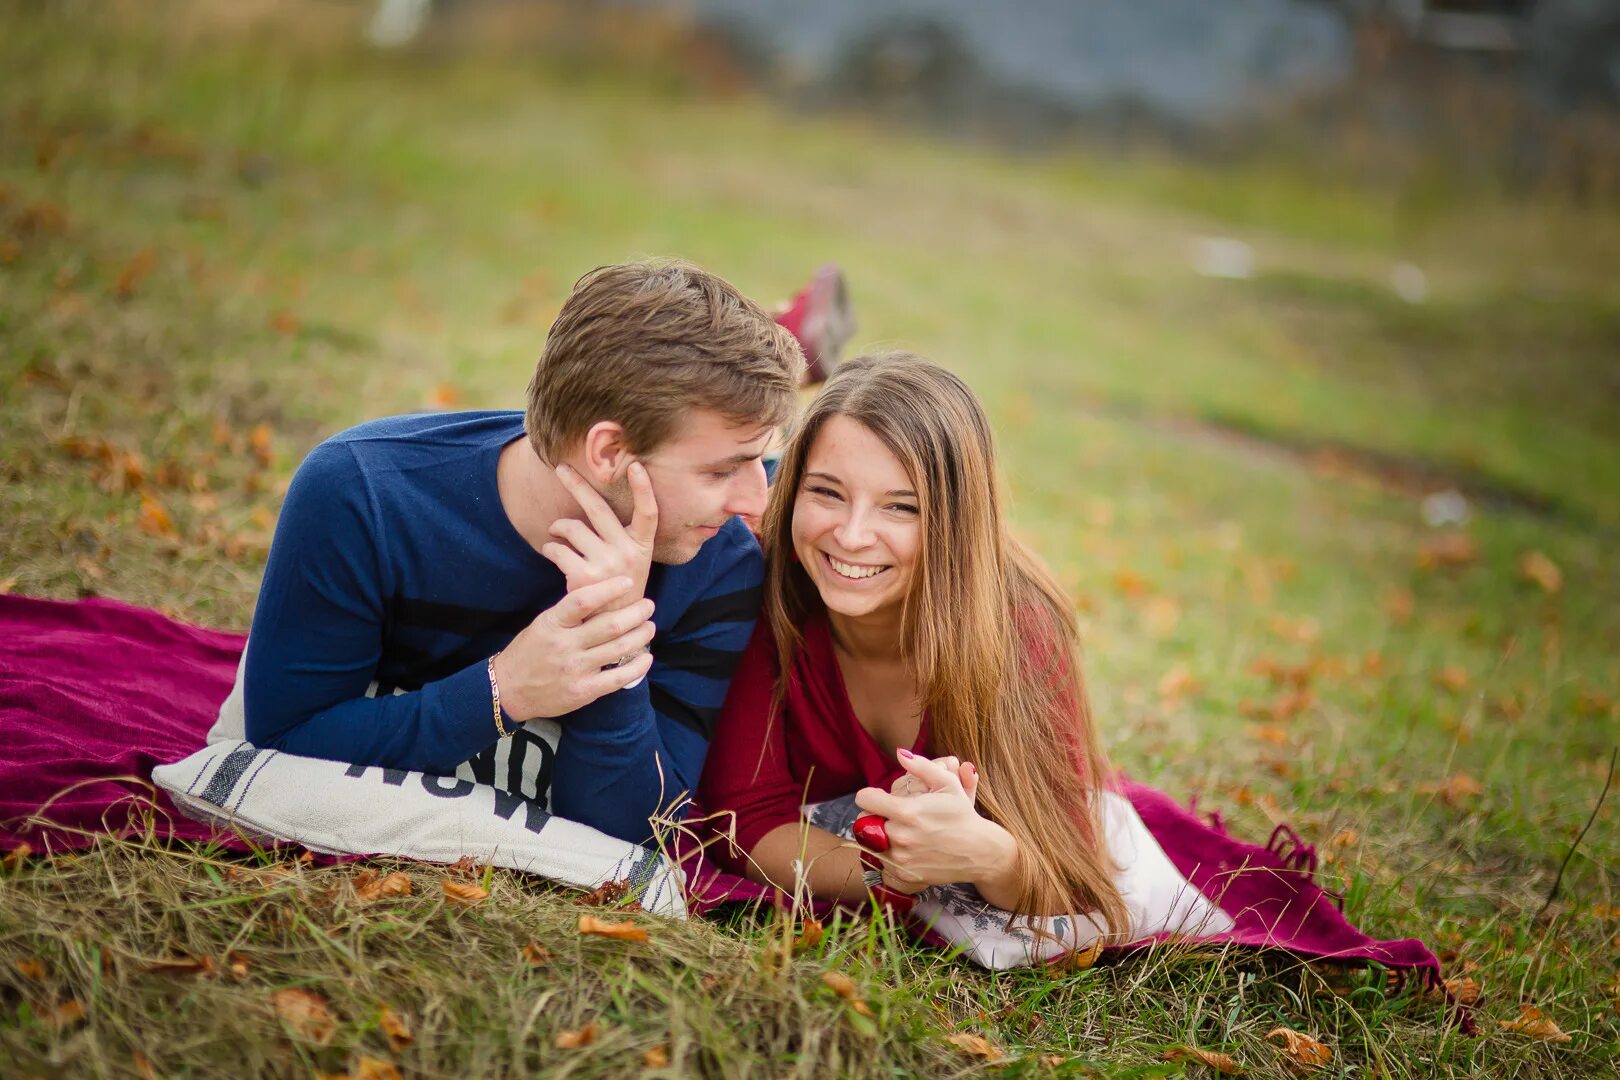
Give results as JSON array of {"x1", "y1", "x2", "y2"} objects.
[{"x1": 746, "y1": 822, "x2": 870, "y2": 903}]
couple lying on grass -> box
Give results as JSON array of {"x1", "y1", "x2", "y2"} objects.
[{"x1": 235, "y1": 258, "x2": 1208, "y2": 942}]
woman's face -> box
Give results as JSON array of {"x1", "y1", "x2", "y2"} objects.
[{"x1": 791, "y1": 414, "x2": 922, "y2": 622}]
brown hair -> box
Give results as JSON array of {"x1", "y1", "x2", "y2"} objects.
[
  {"x1": 761, "y1": 352, "x2": 1128, "y2": 938},
  {"x1": 526, "y1": 260, "x2": 804, "y2": 460}
]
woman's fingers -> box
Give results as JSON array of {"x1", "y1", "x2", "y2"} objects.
[
  {"x1": 959, "y1": 761, "x2": 979, "y2": 804},
  {"x1": 854, "y1": 786, "x2": 907, "y2": 819},
  {"x1": 895, "y1": 747, "x2": 965, "y2": 796}
]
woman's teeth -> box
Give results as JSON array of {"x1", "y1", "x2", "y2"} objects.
[{"x1": 827, "y1": 554, "x2": 888, "y2": 580}]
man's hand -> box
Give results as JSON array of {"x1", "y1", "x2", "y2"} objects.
[
  {"x1": 541, "y1": 462, "x2": 657, "y2": 608},
  {"x1": 493, "y1": 577, "x2": 657, "y2": 723}
]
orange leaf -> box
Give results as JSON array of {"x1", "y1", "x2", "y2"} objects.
[
  {"x1": 1247, "y1": 724, "x2": 1291, "y2": 746},
  {"x1": 945, "y1": 1032, "x2": 1003, "y2": 1060},
  {"x1": 793, "y1": 919, "x2": 825, "y2": 954},
  {"x1": 821, "y1": 971, "x2": 859, "y2": 999},
  {"x1": 354, "y1": 1058, "x2": 404, "y2": 1080},
  {"x1": 114, "y1": 248, "x2": 157, "y2": 299},
  {"x1": 643, "y1": 1044, "x2": 670, "y2": 1068},
  {"x1": 1518, "y1": 550, "x2": 1562, "y2": 594},
  {"x1": 249, "y1": 422, "x2": 274, "y2": 468},
  {"x1": 1328, "y1": 829, "x2": 1359, "y2": 848},
  {"x1": 1419, "y1": 772, "x2": 1485, "y2": 806},
  {"x1": 3, "y1": 842, "x2": 32, "y2": 869},
  {"x1": 555, "y1": 1021, "x2": 599, "y2": 1049},
  {"x1": 379, "y1": 1004, "x2": 412, "y2": 1052},
  {"x1": 270, "y1": 309, "x2": 301, "y2": 335},
  {"x1": 521, "y1": 942, "x2": 552, "y2": 966},
  {"x1": 442, "y1": 879, "x2": 488, "y2": 906},
  {"x1": 1498, "y1": 1003, "x2": 1571, "y2": 1043},
  {"x1": 354, "y1": 870, "x2": 412, "y2": 902},
  {"x1": 0, "y1": 576, "x2": 16, "y2": 595},
  {"x1": 1435, "y1": 666, "x2": 1470, "y2": 692},
  {"x1": 227, "y1": 952, "x2": 250, "y2": 979},
  {"x1": 1060, "y1": 938, "x2": 1104, "y2": 971},
  {"x1": 133, "y1": 1050, "x2": 156, "y2": 1080},
  {"x1": 273, "y1": 987, "x2": 337, "y2": 1044},
  {"x1": 448, "y1": 855, "x2": 479, "y2": 878},
  {"x1": 426, "y1": 383, "x2": 461, "y2": 409},
  {"x1": 1265, "y1": 1026, "x2": 1332, "y2": 1071},
  {"x1": 44, "y1": 997, "x2": 88, "y2": 1030},
  {"x1": 577, "y1": 879, "x2": 630, "y2": 906},
  {"x1": 1113, "y1": 569, "x2": 1151, "y2": 598},
  {"x1": 1417, "y1": 533, "x2": 1478, "y2": 570},
  {"x1": 16, "y1": 957, "x2": 47, "y2": 980},
  {"x1": 1157, "y1": 665, "x2": 1201, "y2": 703},
  {"x1": 137, "y1": 493, "x2": 178, "y2": 539},
  {"x1": 578, "y1": 914, "x2": 648, "y2": 941},
  {"x1": 1444, "y1": 976, "x2": 1482, "y2": 1005},
  {"x1": 1160, "y1": 1046, "x2": 1243, "y2": 1074}
]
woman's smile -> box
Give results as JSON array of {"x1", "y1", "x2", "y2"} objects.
[{"x1": 823, "y1": 552, "x2": 892, "y2": 582}]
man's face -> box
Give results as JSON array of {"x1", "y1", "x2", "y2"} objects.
[{"x1": 603, "y1": 409, "x2": 775, "y2": 565}]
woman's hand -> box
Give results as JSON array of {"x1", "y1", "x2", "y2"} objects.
[{"x1": 855, "y1": 749, "x2": 1014, "y2": 894}]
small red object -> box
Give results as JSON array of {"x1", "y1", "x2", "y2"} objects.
[{"x1": 852, "y1": 813, "x2": 889, "y2": 852}]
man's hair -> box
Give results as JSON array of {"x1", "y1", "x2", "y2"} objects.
[{"x1": 526, "y1": 260, "x2": 805, "y2": 461}]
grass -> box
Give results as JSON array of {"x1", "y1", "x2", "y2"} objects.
[{"x1": 2, "y1": 2, "x2": 1618, "y2": 1076}]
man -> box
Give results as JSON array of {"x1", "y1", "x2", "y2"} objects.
[{"x1": 232, "y1": 261, "x2": 805, "y2": 844}]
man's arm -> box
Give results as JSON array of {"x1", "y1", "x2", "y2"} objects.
[
  {"x1": 548, "y1": 530, "x2": 763, "y2": 845},
  {"x1": 244, "y1": 441, "x2": 651, "y2": 773}
]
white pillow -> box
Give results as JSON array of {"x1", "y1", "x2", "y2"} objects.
[{"x1": 803, "y1": 790, "x2": 1235, "y2": 969}]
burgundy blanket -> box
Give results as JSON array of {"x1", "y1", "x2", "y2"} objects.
[{"x1": 0, "y1": 594, "x2": 1444, "y2": 990}]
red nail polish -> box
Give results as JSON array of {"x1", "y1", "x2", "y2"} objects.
[
  {"x1": 966, "y1": 763, "x2": 977, "y2": 776},
  {"x1": 897, "y1": 747, "x2": 915, "y2": 759}
]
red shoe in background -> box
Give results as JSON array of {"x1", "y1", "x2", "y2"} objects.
[{"x1": 776, "y1": 264, "x2": 856, "y2": 385}]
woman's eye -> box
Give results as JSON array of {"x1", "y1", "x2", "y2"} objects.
[
  {"x1": 806, "y1": 485, "x2": 841, "y2": 500},
  {"x1": 889, "y1": 504, "x2": 919, "y2": 515},
  {"x1": 708, "y1": 468, "x2": 739, "y2": 481}
]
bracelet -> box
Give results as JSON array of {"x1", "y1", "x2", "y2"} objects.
[{"x1": 488, "y1": 652, "x2": 514, "y2": 738}]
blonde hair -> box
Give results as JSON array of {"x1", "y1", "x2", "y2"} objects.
[
  {"x1": 527, "y1": 260, "x2": 804, "y2": 461},
  {"x1": 761, "y1": 352, "x2": 1128, "y2": 937}
]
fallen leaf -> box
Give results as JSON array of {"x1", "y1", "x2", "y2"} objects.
[
  {"x1": 442, "y1": 879, "x2": 488, "y2": 906},
  {"x1": 354, "y1": 870, "x2": 412, "y2": 902},
  {"x1": 426, "y1": 383, "x2": 461, "y2": 409},
  {"x1": 249, "y1": 422, "x2": 274, "y2": 468},
  {"x1": 1113, "y1": 569, "x2": 1151, "y2": 597},
  {"x1": 1444, "y1": 976, "x2": 1482, "y2": 1005},
  {"x1": 946, "y1": 1032, "x2": 1003, "y2": 1060},
  {"x1": 821, "y1": 971, "x2": 859, "y2": 1000},
  {"x1": 1247, "y1": 724, "x2": 1291, "y2": 746},
  {"x1": 577, "y1": 914, "x2": 648, "y2": 942},
  {"x1": 137, "y1": 494, "x2": 178, "y2": 539},
  {"x1": 272, "y1": 987, "x2": 337, "y2": 1045},
  {"x1": 1265, "y1": 1026, "x2": 1332, "y2": 1071},
  {"x1": 644, "y1": 1044, "x2": 670, "y2": 1067},
  {"x1": 521, "y1": 942, "x2": 552, "y2": 966},
  {"x1": 227, "y1": 952, "x2": 250, "y2": 979},
  {"x1": 0, "y1": 576, "x2": 16, "y2": 595},
  {"x1": 1419, "y1": 772, "x2": 1485, "y2": 806},
  {"x1": 1418, "y1": 532, "x2": 1478, "y2": 570},
  {"x1": 44, "y1": 997, "x2": 87, "y2": 1030},
  {"x1": 1435, "y1": 666, "x2": 1470, "y2": 693},
  {"x1": 15, "y1": 958, "x2": 47, "y2": 980},
  {"x1": 1498, "y1": 1003, "x2": 1571, "y2": 1043},
  {"x1": 3, "y1": 842, "x2": 32, "y2": 869},
  {"x1": 353, "y1": 1058, "x2": 403, "y2": 1080},
  {"x1": 133, "y1": 1050, "x2": 156, "y2": 1080},
  {"x1": 1158, "y1": 665, "x2": 1201, "y2": 703},
  {"x1": 114, "y1": 248, "x2": 156, "y2": 299},
  {"x1": 1518, "y1": 550, "x2": 1562, "y2": 594},
  {"x1": 1328, "y1": 829, "x2": 1359, "y2": 848},
  {"x1": 379, "y1": 1004, "x2": 412, "y2": 1052},
  {"x1": 1267, "y1": 614, "x2": 1319, "y2": 644},
  {"x1": 577, "y1": 879, "x2": 630, "y2": 906},
  {"x1": 1063, "y1": 938, "x2": 1104, "y2": 970},
  {"x1": 270, "y1": 309, "x2": 301, "y2": 335},
  {"x1": 142, "y1": 953, "x2": 215, "y2": 976},
  {"x1": 555, "y1": 1021, "x2": 599, "y2": 1049},
  {"x1": 1159, "y1": 1045, "x2": 1243, "y2": 1074},
  {"x1": 793, "y1": 919, "x2": 825, "y2": 954}
]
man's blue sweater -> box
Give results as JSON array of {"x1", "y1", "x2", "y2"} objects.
[{"x1": 242, "y1": 411, "x2": 761, "y2": 844}]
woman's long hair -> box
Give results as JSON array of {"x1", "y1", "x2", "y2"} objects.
[{"x1": 761, "y1": 352, "x2": 1129, "y2": 937}]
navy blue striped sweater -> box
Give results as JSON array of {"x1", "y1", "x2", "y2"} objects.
[{"x1": 241, "y1": 411, "x2": 761, "y2": 844}]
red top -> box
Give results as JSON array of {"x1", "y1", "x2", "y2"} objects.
[{"x1": 697, "y1": 616, "x2": 929, "y2": 871}]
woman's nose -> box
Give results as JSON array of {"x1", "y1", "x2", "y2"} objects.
[{"x1": 834, "y1": 506, "x2": 875, "y2": 550}]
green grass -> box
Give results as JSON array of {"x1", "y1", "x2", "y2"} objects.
[{"x1": 2, "y1": 2, "x2": 1618, "y2": 1076}]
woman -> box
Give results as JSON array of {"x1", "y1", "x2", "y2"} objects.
[{"x1": 699, "y1": 352, "x2": 1130, "y2": 936}]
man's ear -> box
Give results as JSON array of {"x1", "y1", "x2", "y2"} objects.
[{"x1": 578, "y1": 420, "x2": 635, "y2": 485}]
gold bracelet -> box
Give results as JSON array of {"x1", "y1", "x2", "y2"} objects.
[{"x1": 488, "y1": 652, "x2": 514, "y2": 738}]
